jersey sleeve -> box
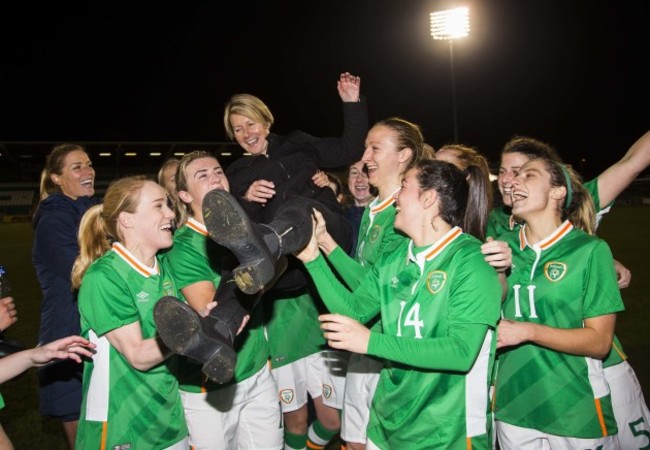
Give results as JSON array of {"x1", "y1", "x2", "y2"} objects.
[
  {"x1": 326, "y1": 246, "x2": 367, "y2": 290},
  {"x1": 367, "y1": 323, "x2": 489, "y2": 371},
  {"x1": 78, "y1": 265, "x2": 139, "y2": 336},
  {"x1": 166, "y1": 235, "x2": 219, "y2": 290},
  {"x1": 304, "y1": 253, "x2": 380, "y2": 324},
  {"x1": 582, "y1": 239, "x2": 624, "y2": 319}
]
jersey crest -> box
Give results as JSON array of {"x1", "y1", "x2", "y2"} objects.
[
  {"x1": 426, "y1": 271, "x2": 447, "y2": 294},
  {"x1": 544, "y1": 261, "x2": 567, "y2": 282},
  {"x1": 369, "y1": 224, "x2": 382, "y2": 242},
  {"x1": 280, "y1": 389, "x2": 295, "y2": 404},
  {"x1": 162, "y1": 280, "x2": 175, "y2": 296},
  {"x1": 322, "y1": 384, "x2": 332, "y2": 399}
]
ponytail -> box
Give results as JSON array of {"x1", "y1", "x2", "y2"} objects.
[{"x1": 71, "y1": 205, "x2": 110, "y2": 289}]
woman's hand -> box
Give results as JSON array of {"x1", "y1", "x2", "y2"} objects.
[
  {"x1": 496, "y1": 319, "x2": 532, "y2": 349},
  {"x1": 244, "y1": 179, "x2": 276, "y2": 204},
  {"x1": 294, "y1": 210, "x2": 321, "y2": 263},
  {"x1": 337, "y1": 72, "x2": 361, "y2": 103},
  {"x1": 319, "y1": 313, "x2": 370, "y2": 354},
  {"x1": 481, "y1": 237, "x2": 512, "y2": 273}
]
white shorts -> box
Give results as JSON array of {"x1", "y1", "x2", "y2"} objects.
[
  {"x1": 496, "y1": 421, "x2": 620, "y2": 450},
  {"x1": 340, "y1": 353, "x2": 382, "y2": 444},
  {"x1": 605, "y1": 360, "x2": 650, "y2": 450},
  {"x1": 180, "y1": 365, "x2": 283, "y2": 450},
  {"x1": 272, "y1": 350, "x2": 349, "y2": 413}
]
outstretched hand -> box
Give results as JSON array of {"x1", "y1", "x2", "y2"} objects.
[
  {"x1": 32, "y1": 335, "x2": 96, "y2": 366},
  {"x1": 337, "y1": 72, "x2": 361, "y2": 103},
  {"x1": 319, "y1": 313, "x2": 370, "y2": 354}
]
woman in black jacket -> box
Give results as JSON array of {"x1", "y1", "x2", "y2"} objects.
[{"x1": 218, "y1": 72, "x2": 368, "y2": 294}]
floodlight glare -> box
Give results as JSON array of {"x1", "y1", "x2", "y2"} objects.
[{"x1": 430, "y1": 7, "x2": 470, "y2": 40}]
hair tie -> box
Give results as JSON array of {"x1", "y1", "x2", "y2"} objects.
[{"x1": 559, "y1": 164, "x2": 573, "y2": 210}]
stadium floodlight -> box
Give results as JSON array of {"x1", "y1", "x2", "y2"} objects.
[
  {"x1": 430, "y1": 7, "x2": 470, "y2": 40},
  {"x1": 430, "y1": 7, "x2": 470, "y2": 142}
]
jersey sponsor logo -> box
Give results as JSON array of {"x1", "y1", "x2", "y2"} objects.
[
  {"x1": 322, "y1": 384, "x2": 333, "y2": 399},
  {"x1": 280, "y1": 389, "x2": 295, "y2": 404},
  {"x1": 369, "y1": 224, "x2": 381, "y2": 242},
  {"x1": 544, "y1": 261, "x2": 567, "y2": 282},
  {"x1": 136, "y1": 291, "x2": 149, "y2": 302},
  {"x1": 426, "y1": 270, "x2": 447, "y2": 294},
  {"x1": 112, "y1": 444, "x2": 132, "y2": 450}
]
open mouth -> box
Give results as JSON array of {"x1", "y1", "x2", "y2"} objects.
[{"x1": 511, "y1": 189, "x2": 528, "y2": 203}]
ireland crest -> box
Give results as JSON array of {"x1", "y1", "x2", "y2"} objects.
[
  {"x1": 280, "y1": 389, "x2": 294, "y2": 404},
  {"x1": 322, "y1": 384, "x2": 332, "y2": 399},
  {"x1": 426, "y1": 271, "x2": 447, "y2": 294},
  {"x1": 369, "y1": 225, "x2": 381, "y2": 242},
  {"x1": 544, "y1": 261, "x2": 567, "y2": 282}
]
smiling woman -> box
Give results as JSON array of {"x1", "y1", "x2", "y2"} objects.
[
  {"x1": 31, "y1": 143, "x2": 100, "y2": 448},
  {"x1": 70, "y1": 177, "x2": 188, "y2": 450}
]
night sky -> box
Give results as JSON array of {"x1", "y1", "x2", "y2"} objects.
[{"x1": 1, "y1": 0, "x2": 649, "y2": 179}]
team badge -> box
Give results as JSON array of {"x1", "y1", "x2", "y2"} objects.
[
  {"x1": 426, "y1": 271, "x2": 447, "y2": 294},
  {"x1": 544, "y1": 261, "x2": 567, "y2": 282},
  {"x1": 369, "y1": 225, "x2": 381, "y2": 242},
  {"x1": 280, "y1": 389, "x2": 294, "y2": 404},
  {"x1": 322, "y1": 384, "x2": 332, "y2": 399},
  {"x1": 162, "y1": 280, "x2": 175, "y2": 296}
]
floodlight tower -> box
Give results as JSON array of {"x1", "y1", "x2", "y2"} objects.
[{"x1": 430, "y1": 7, "x2": 470, "y2": 143}]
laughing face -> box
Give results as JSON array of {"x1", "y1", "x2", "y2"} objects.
[
  {"x1": 179, "y1": 156, "x2": 230, "y2": 216},
  {"x1": 361, "y1": 124, "x2": 410, "y2": 195},
  {"x1": 393, "y1": 168, "x2": 423, "y2": 235},
  {"x1": 510, "y1": 159, "x2": 562, "y2": 220},
  {"x1": 229, "y1": 113, "x2": 270, "y2": 155},
  {"x1": 51, "y1": 150, "x2": 95, "y2": 200},
  {"x1": 347, "y1": 160, "x2": 373, "y2": 206},
  {"x1": 498, "y1": 152, "x2": 530, "y2": 207},
  {"x1": 129, "y1": 181, "x2": 176, "y2": 254}
]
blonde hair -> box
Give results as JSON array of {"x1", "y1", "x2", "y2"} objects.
[
  {"x1": 71, "y1": 176, "x2": 147, "y2": 289},
  {"x1": 39, "y1": 144, "x2": 87, "y2": 200},
  {"x1": 223, "y1": 94, "x2": 274, "y2": 140},
  {"x1": 157, "y1": 157, "x2": 180, "y2": 186},
  {"x1": 175, "y1": 150, "x2": 217, "y2": 225}
]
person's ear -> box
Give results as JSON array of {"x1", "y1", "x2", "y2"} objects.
[
  {"x1": 51, "y1": 174, "x2": 61, "y2": 186},
  {"x1": 178, "y1": 190, "x2": 193, "y2": 205},
  {"x1": 422, "y1": 190, "x2": 438, "y2": 209},
  {"x1": 399, "y1": 147, "x2": 414, "y2": 164},
  {"x1": 118, "y1": 211, "x2": 134, "y2": 229},
  {"x1": 550, "y1": 186, "x2": 567, "y2": 203}
]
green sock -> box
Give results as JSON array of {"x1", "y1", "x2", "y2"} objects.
[
  {"x1": 307, "y1": 419, "x2": 339, "y2": 448},
  {"x1": 284, "y1": 429, "x2": 307, "y2": 450}
]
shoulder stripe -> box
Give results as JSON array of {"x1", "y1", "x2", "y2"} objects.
[
  {"x1": 112, "y1": 242, "x2": 158, "y2": 277},
  {"x1": 425, "y1": 227, "x2": 462, "y2": 261},
  {"x1": 539, "y1": 221, "x2": 573, "y2": 250},
  {"x1": 186, "y1": 217, "x2": 208, "y2": 236}
]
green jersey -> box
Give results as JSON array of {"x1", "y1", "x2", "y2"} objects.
[
  {"x1": 265, "y1": 291, "x2": 326, "y2": 369},
  {"x1": 486, "y1": 206, "x2": 517, "y2": 240},
  {"x1": 166, "y1": 218, "x2": 269, "y2": 392},
  {"x1": 77, "y1": 242, "x2": 187, "y2": 450},
  {"x1": 494, "y1": 221, "x2": 624, "y2": 438},
  {"x1": 306, "y1": 228, "x2": 502, "y2": 449},
  {"x1": 327, "y1": 191, "x2": 404, "y2": 291}
]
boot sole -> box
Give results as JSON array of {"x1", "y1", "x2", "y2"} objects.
[
  {"x1": 153, "y1": 296, "x2": 236, "y2": 384},
  {"x1": 202, "y1": 189, "x2": 276, "y2": 294}
]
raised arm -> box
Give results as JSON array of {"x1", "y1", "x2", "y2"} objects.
[{"x1": 596, "y1": 130, "x2": 650, "y2": 208}]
